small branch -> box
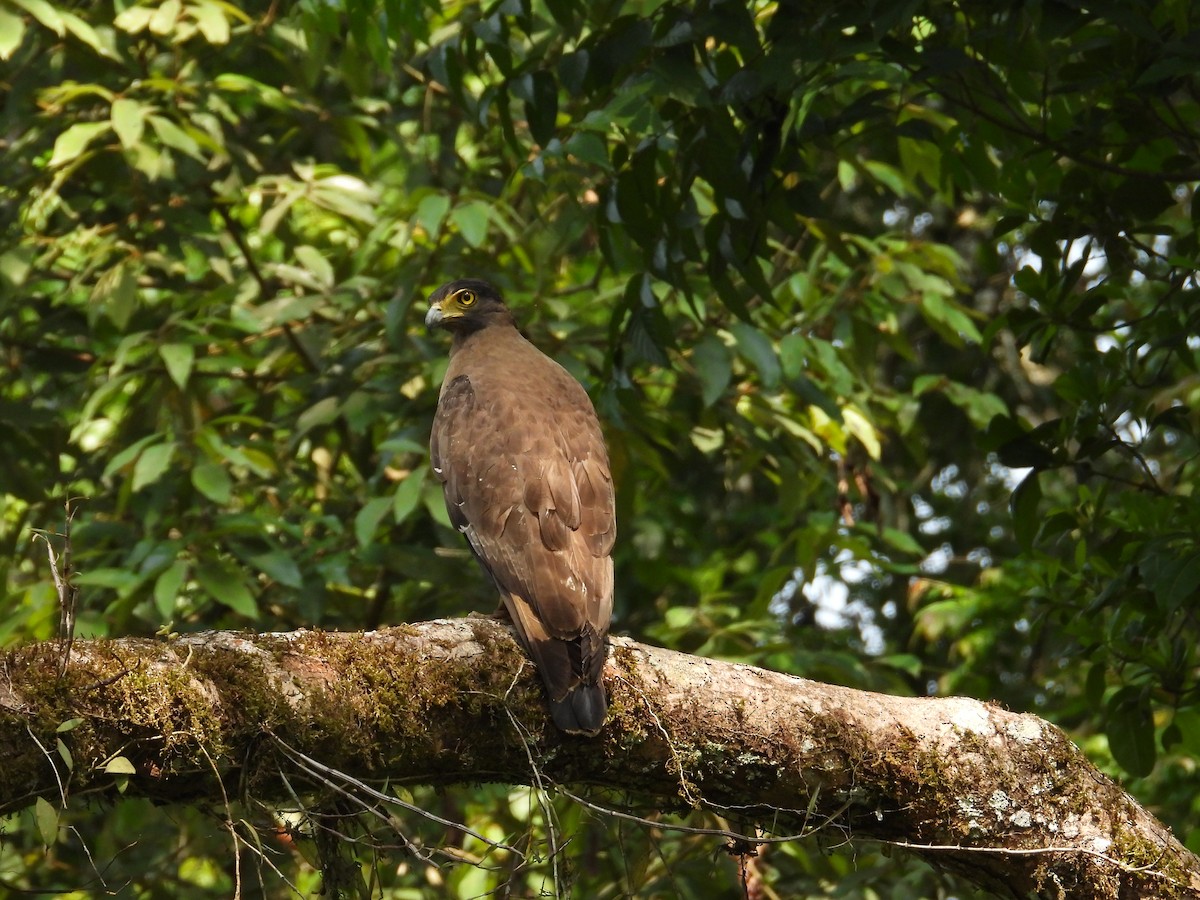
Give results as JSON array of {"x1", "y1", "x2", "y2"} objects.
[{"x1": 29, "y1": 498, "x2": 84, "y2": 676}]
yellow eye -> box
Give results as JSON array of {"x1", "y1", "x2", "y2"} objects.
[{"x1": 457, "y1": 289, "x2": 477, "y2": 307}]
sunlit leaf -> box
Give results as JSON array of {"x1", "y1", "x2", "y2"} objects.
[
  {"x1": 132, "y1": 442, "x2": 177, "y2": 492},
  {"x1": 159, "y1": 343, "x2": 195, "y2": 389},
  {"x1": 191, "y1": 0, "x2": 231, "y2": 44},
  {"x1": 450, "y1": 200, "x2": 491, "y2": 248},
  {"x1": 148, "y1": 0, "x2": 182, "y2": 35},
  {"x1": 0, "y1": 6, "x2": 27, "y2": 59},
  {"x1": 113, "y1": 5, "x2": 154, "y2": 33},
  {"x1": 48, "y1": 121, "x2": 111, "y2": 167},
  {"x1": 91, "y1": 261, "x2": 138, "y2": 329},
  {"x1": 11, "y1": 0, "x2": 62, "y2": 35},
  {"x1": 294, "y1": 245, "x2": 334, "y2": 287},
  {"x1": 104, "y1": 756, "x2": 137, "y2": 775},
  {"x1": 33, "y1": 797, "x2": 58, "y2": 846},
  {"x1": 147, "y1": 115, "x2": 204, "y2": 160},
  {"x1": 61, "y1": 9, "x2": 117, "y2": 58}
]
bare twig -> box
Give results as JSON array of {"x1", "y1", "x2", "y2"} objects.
[
  {"x1": 268, "y1": 732, "x2": 524, "y2": 860},
  {"x1": 30, "y1": 498, "x2": 84, "y2": 676}
]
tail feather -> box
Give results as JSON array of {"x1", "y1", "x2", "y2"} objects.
[
  {"x1": 549, "y1": 682, "x2": 607, "y2": 735},
  {"x1": 503, "y1": 591, "x2": 609, "y2": 735}
]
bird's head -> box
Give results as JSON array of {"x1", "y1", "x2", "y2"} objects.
[{"x1": 425, "y1": 279, "x2": 514, "y2": 333}]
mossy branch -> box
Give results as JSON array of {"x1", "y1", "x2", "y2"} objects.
[{"x1": 1, "y1": 618, "x2": 1196, "y2": 899}]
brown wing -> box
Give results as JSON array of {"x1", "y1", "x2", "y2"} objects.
[{"x1": 430, "y1": 358, "x2": 615, "y2": 733}]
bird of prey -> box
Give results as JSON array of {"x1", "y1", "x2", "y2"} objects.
[{"x1": 425, "y1": 279, "x2": 616, "y2": 735}]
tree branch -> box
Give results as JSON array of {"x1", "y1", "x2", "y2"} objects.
[{"x1": 1, "y1": 618, "x2": 1196, "y2": 899}]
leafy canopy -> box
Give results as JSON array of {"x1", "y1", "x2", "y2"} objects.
[{"x1": 1, "y1": 0, "x2": 1198, "y2": 895}]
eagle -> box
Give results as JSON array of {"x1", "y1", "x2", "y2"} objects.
[{"x1": 425, "y1": 279, "x2": 616, "y2": 735}]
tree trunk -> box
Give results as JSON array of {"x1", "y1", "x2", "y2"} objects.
[{"x1": 1, "y1": 617, "x2": 1195, "y2": 899}]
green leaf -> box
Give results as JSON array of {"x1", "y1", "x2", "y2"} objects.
[
  {"x1": 132, "y1": 442, "x2": 176, "y2": 492},
  {"x1": 526, "y1": 70, "x2": 559, "y2": 146},
  {"x1": 113, "y1": 5, "x2": 154, "y2": 33},
  {"x1": 1010, "y1": 470, "x2": 1041, "y2": 552},
  {"x1": 102, "y1": 433, "x2": 159, "y2": 480},
  {"x1": 48, "y1": 121, "x2": 111, "y2": 167},
  {"x1": 880, "y1": 527, "x2": 924, "y2": 556},
  {"x1": 56, "y1": 738, "x2": 73, "y2": 771},
  {"x1": 11, "y1": 0, "x2": 63, "y2": 35},
  {"x1": 450, "y1": 200, "x2": 491, "y2": 248},
  {"x1": 111, "y1": 97, "x2": 146, "y2": 149},
  {"x1": 296, "y1": 396, "x2": 340, "y2": 436},
  {"x1": 843, "y1": 406, "x2": 881, "y2": 461},
  {"x1": 191, "y1": 461, "x2": 232, "y2": 503},
  {"x1": 294, "y1": 245, "x2": 334, "y2": 288},
  {"x1": 148, "y1": 0, "x2": 182, "y2": 36},
  {"x1": 564, "y1": 131, "x2": 608, "y2": 168},
  {"x1": 154, "y1": 560, "x2": 188, "y2": 618},
  {"x1": 877, "y1": 653, "x2": 922, "y2": 677},
  {"x1": 692, "y1": 335, "x2": 732, "y2": 407},
  {"x1": 1085, "y1": 662, "x2": 1107, "y2": 709},
  {"x1": 147, "y1": 115, "x2": 203, "y2": 160},
  {"x1": 159, "y1": 342, "x2": 195, "y2": 389},
  {"x1": 1106, "y1": 687, "x2": 1156, "y2": 778},
  {"x1": 392, "y1": 466, "x2": 428, "y2": 525},
  {"x1": 191, "y1": 0, "x2": 231, "y2": 44},
  {"x1": 414, "y1": 193, "x2": 451, "y2": 236},
  {"x1": 56, "y1": 718, "x2": 84, "y2": 733},
  {"x1": 921, "y1": 293, "x2": 983, "y2": 344},
  {"x1": 91, "y1": 261, "x2": 138, "y2": 329},
  {"x1": 196, "y1": 560, "x2": 259, "y2": 618},
  {"x1": 34, "y1": 797, "x2": 58, "y2": 846},
  {"x1": 61, "y1": 9, "x2": 117, "y2": 58},
  {"x1": 730, "y1": 323, "x2": 780, "y2": 390},
  {"x1": 355, "y1": 496, "x2": 392, "y2": 547},
  {"x1": 308, "y1": 174, "x2": 378, "y2": 222},
  {"x1": 943, "y1": 384, "x2": 1008, "y2": 430},
  {"x1": 778, "y1": 332, "x2": 806, "y2": 381},
  {"x1": 104, "y1": 756, "x2": 137, "y2": 775},
  {"x1": 0, "y1": 6, "x2": 26, "y2": 60},
  {"x1": 247, "y1": 550, "x2": 303, "y2": 589},
  {"x1": 74, "y1": 568, "x2": 138, "y2": 590},
  {"x1": 1140, "y1": 547, "x2": 1200, "y2": 612}
]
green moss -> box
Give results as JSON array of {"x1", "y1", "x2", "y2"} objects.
[{"x1": 1111, "y1": 820, "x2": 1189, "y2": 896}]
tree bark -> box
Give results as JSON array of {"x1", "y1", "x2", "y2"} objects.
[{"x1": 1, "y1": 618, "x2": 1195, "y2": 899}]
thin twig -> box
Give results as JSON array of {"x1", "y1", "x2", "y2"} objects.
[
  {"x1": 31, "y1": 498, "x2": 84, "y2": 676},
  {"x1": 269, "y1": 732, "x2": 524, "y2": 859}
]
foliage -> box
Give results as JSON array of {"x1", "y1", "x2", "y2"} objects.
[{"x1": 1, "y1": 0, "x2": 1198, "y2": 895}]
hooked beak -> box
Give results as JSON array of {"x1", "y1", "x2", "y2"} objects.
[{"x1": 424, "y1": 303, "x2": 444, "y2": 330}]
